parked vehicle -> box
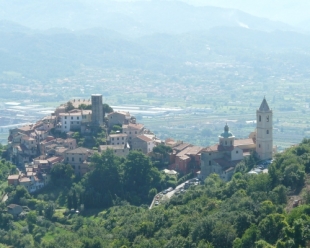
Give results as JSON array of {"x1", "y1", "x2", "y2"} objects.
[{"x1": 167, "y1": 187, "x2": 173, "y2": 192}]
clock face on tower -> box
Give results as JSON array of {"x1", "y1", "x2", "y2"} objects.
[{"x1": 266, "y1": 116, "x2": 269, "y2": 122}]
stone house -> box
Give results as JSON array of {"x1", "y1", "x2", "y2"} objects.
[
  {"x1": 131, "y1": 135, "x2": 156, "y2": 155},
  {"x1": 122, "y1": 123, "x2": 145, "y2": 143},
  {"x1": 8, "y1": 174, "x2": 20, "y2": 186},
  {"x1": 107, "y1": 111, "x2": 131, "y2": 129},
  {"x1": 170, "y1": 145, "x2": 203, "y2": 175},
  {"x1": 99, "y1": 144, "x2": 130, "y2": 157},
  {"x1": 7, "y1": 204, "x2": 23, "y2": 218},
  {"x1": 64, "y1": 147, "x2": 94, "y2": 176},
  {"x1": 109, "y1": 133, "x2": 128, "y2": 146}
]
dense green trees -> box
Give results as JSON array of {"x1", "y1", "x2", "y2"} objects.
[
  {"x1": 50, "y1": 163, "x2": 74, "y2": 186},
  {"x1": 76, "y1": 149, "x2": 164, "y2": 208},
  {"x1": 3, "y1": 138, "x2": 310, "y2": 247}
]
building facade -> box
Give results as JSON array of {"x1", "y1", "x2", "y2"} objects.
[
  {"x1": 256, "y1": 98, "x2": 273, "y2": 160},
  {"x1": 200, "y1": 98, "x2": 273, "y2": 181},
  {"x1": 91, "y1": 94, "x2": 103, "y2": 126}
]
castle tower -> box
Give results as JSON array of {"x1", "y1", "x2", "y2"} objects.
[
  {"x1": 219, "y1": 124, "x2": 235, "y2": 147},
  {"x1": 91, "y1": 94, "x2": 103, "y2": 126},
  {"x1": 256, "y1": 97, "x2": 273, "y2": 160}
]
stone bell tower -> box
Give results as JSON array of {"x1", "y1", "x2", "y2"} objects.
[{"x1": 256, "y1": 97, "x2": 273, "y2": 160}]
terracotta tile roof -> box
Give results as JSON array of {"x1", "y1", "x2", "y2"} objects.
[
  {"x1": 19, "y1": 177, "x2": 31, "y2": 183},
  {"x1": 234, "y1": 138, "x2": 255, "y2": 146},
  {"x1": 47, "y1": 156, "x2": 63, "y2": 163},
  {"x1": 65, "y1": 147, "x2": 93, "y2": 154},
  {"x1": 174, "y1": 143, "x2": 191, "y2": 152},
  {"x1": 179, "y1": 155, "x2": 190, "y2": 160},
  {"x1": 8, "y1": 175, "x2": 19, "y2": 180},
  {"x1": 109, "y1": 133, "x2": 127, "y2": 138},
  {"x1": 59, "y1": 112, "x2": 81, "y2": 116},
  {"x1": 136, "y1": 135, "x2": 153, "y2": 142},
  {"x1": 99, "y1": 145, "x2": 126, "y2": 151},
  {"x1": 177, "y1": 146, "x2": 203, "y2": 157},
  {"x1": 81, "y1": 110, "x2": 92, "y2": 115},
  {"x1": 108, "y1": 111, "x2": 130, "y2": 117},
  {"x1": 123, "y1": 123, "x2": 144, "y2": 130},
  {"x1": 203, "y1": 144, "x2": 234, "y2": 152},
  {"x1": 64, "y1": 138, "x2": 76, "y2": 143},
  {"x1": 18, "y1": 125, "x2": 34, "y2": 132}
]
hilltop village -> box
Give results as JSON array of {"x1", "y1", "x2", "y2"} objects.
[{"x1": 6, "y1": 94, "x2": 275, "y2": 193}]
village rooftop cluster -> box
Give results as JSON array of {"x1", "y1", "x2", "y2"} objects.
[{"x1": 6, "y1": 94, "x2": 275, "y2": 193}]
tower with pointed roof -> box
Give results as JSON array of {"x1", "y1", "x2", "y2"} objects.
[{"x1": 256, "y1": 97, "x2": 273, "y2": 160}]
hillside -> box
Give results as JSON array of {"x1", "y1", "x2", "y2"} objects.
[
  {"x1": 1, "y1": 137, "x2": 310, "y2": 247},
  {"x1": 1, "y1": 23, "x2": 310, "y2": 80}
]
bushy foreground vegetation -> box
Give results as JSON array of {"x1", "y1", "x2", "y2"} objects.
[{"x1": 2, "y1": 140, "x2": 310, "y2": 247}]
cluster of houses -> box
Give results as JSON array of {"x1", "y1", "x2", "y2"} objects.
[{"x1": 6, "y1": 95, "x2": 275, "y2": 194}]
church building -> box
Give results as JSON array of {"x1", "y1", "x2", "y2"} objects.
[{"x1": 199, "y1": 98, "x2": 273, "y2": 181}]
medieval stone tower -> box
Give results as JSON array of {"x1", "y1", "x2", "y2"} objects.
[
  {"x1": 91, "y1": 94, "x2": 103, "y2": 126},
  {"x1": 256, "y1": 97, "x2": 273, "y2": 160}
]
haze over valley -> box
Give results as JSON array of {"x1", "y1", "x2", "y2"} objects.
[{"x1": 0, "y1": 0, "x2": 310, "y2": 150}]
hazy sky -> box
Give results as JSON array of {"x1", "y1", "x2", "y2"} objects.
[{"x1": 179, "y1": 0, "x2": 310, "y2": 24}]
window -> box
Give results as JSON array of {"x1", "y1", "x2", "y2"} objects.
[
  {"x1": 259, "y1": 115, "x2": 261, "y2": 122},
  {"x1": 72, "y1": 157, "x2": 74, "y2": 161},
  {"x1": 209, "y1": 161, "x2": 211, "y2": 165},
  {"x1": 267, "y1": 130, "x2": 269, "y2": 134},
  {"x1": 225, "y1": 141, "x2": 227, "y2": 145},
  {"x1": 71, "y1": 121, "x2": 73, "y2": 124},
  {"x1": 259, "y1": 144, "x2": 261, "y2": 148},
  {"x1": 65, "y1": 126, "x2": 67, "y2": 129},
  {"x1": 122, "y1": 137, "x2": 124, "y2": 140},
  {"x1": 135, "y1": 131, "x2": 137, "y2": 134},
  {"x1": 65, "y1": 116, "x2": 67, "y2": 119},
  {"x1": 77, "y1": 122, "x2": 79, "y2": 124},
  {"x1": 117, "y1": 137, "x2": 119, "y2": 140},
  {"x1": 236, "y1": 150, "x2": 238, "y2": 154},
  {"x1": 79, "y1": 158, "x2": 82, "y2": 162},
  {"x1": 112, "y1": 138, "x2": 114, "y2": 141},
  {"x1": 65, "y1": 121, "x2": 67, "y2": 124},
  {"x1": 129, "y1": 132, "x2": 131, "y2": 134},
  {"x1": 71, "y1": 117, "x2": 73, "y2": 120},
  {"x1": 77, "y1": 117, "x2": 79, "y2": 120}
]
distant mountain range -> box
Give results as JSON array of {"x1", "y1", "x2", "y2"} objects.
[
  {"x1": 0, "y1": 0, "x2": 295, "y2": 36},
  {"x1": 0, "y1": 19, "x2": 310, "y2": 80},
  {"x1": 0, "y1": 1, "x2": 310, "y2": 81}
]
